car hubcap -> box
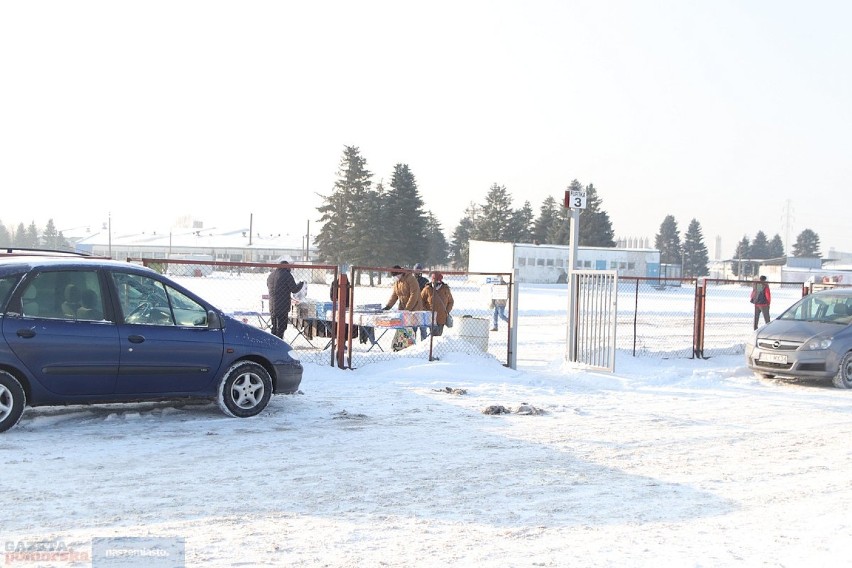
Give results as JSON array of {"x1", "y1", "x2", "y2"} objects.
[
  {"x1": 231, "y1": 372, "x2": 264, "y2": 409},
  {"x1": 0, "y1": 385, "x2": 12, "y2": 420}
]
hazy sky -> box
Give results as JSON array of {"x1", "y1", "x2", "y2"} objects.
[{"x1": 2, "y1": 1, "x2": 849, "y2": 258}]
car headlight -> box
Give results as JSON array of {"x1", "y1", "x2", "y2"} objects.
[{"x1": 804, "y1": 337, "x2": 833, "y2": 350}]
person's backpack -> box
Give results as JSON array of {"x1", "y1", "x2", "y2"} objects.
[{"x1": 752, "y1": 288, "x2": 767, "y2": 305}]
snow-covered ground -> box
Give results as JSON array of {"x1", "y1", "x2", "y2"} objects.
[{"x1": 3, "y1": 285, "x2": 851, "y2": 567}]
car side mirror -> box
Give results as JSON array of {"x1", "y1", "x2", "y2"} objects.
[{"x1": 207, "y1": 310, "x2": 223, "y2": 330}]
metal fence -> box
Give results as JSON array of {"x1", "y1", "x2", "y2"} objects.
[
  {"x1": 136, "y1": 259, "x2": 515, "y2": 369},
  {"x1": 615, "y1": 277, "x2": 808, "y2": 358},
  {"x1": 137, "y1": 258, "x2": 821, "y2": 364}
]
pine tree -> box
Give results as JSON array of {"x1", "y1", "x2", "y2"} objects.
[
  {"x1": 43, "y1": 219, "x2": 59, "y2": 249},
  {"x1": 385, "y1": 163, "x2": 429, "y2": 265},
  {"x1": 547, "y1": 205, "x2": 571, "y2": 245},
  {"x1": 733, "y1": 236, "x2": 751, "y2": 277},
  {"x1": 25, "y1": 222, "x2": 39, "y2": 248},
  {"x1": 768, "y1": 234, "x2": 785, "y2": 258},
  {"x1": 424, "y1": 212, "x2": 450, "y2": 267},
  {"x1": 682, "y1": 219, "x2": 709, "y2": 277},
  {"x1": 654, "y1": 215, "x2": 681, "y2": 264},
  {"x1": 578, "y1": 183, "x2": 615, "y2": 247},
  {"x1": 533, "y1": 196, "x2": 559, "y2": 244},
  {"x1": 315, "y1": 146, "x2": 372, "y2": 264},
  {"x1": 508, "y1": 201, "x2": 534, "y2": 243},
  {"x1": 0, "y1": 221, "x2": 11, "y2": 247},
  {"x1": 449, "y1": 204, "x2": 478, "y2": 269},
  {"x1": 792, "y1": 229, "x2": 821, "y2": 258},
  {"x1": 750, "y1": 231, "x2": 770, "y2": 259},
  {"x1": 472, "y1": 183, "x2": 514, "y2": 241}
]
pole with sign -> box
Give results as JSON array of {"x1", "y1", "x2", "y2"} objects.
[{"x1": 564, "y1": 188, "x2": 586, "y2": 362}]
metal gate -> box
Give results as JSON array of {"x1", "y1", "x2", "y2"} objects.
[{"x1": 568, "y1": 270, "x2": 618, "y2": 371}]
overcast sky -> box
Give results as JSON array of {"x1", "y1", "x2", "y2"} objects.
[{"x1": 1, "y1": 1, "x2": 849, "y2": 258}]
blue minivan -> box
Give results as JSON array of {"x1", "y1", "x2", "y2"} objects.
[{"x1": 0, "y1": 251, "x2": 303, "y2": 432}]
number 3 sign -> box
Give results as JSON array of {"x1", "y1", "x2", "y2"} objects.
[{"x1": 563, "y1": 189, "x2": 587, "y2": 210}]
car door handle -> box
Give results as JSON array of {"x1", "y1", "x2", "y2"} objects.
[
  {"x1": 16, "y1": 328, "x2": 36, "y2": 339},
  {"x1": 128, "y1": 335, "x2": 145, "y2": 344}
]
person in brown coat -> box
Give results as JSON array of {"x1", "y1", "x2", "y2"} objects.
[
  {"x1": 420, "y1": 272, "x2": 454, "y2": 336},
  {"x1": 383, "y1": 265, "x2": 424, "y2": 311}
]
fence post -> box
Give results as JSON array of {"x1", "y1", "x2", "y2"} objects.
[
  {"x1": 693, "y1": 279, "x2": 706, "y2": 359},
  {"x1": 334, "y1": 273, "x2": 348, "y2": 369}
]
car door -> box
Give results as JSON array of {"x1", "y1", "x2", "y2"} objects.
[
  {"x1": 2, "y1": 268, "x2": 119, "y2": 396},
  {"x1": 110, "y1": 271, "x2": 225, "y2": 395}
]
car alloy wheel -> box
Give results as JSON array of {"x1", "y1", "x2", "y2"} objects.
[
  {"x1": 0, "y1": 371, "x2": 26, "y2": 433},
  {"x1": 217, "y1": 361, "x2": 273, "y2": 418},
  {"x1": 832, "y1": 351, "x2": 852, "y2": 389}
]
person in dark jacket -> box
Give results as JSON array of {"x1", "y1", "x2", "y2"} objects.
[
  {"x1": 267, "y1": 259, "x2": 304, "y2": 339},
  {"x1": 750, "y1": 275, "x2": 772, "y2": 330}
]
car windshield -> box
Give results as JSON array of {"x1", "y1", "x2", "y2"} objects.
[{"x1": 779, "y1": 294, "x2": 852, "y2": 324}]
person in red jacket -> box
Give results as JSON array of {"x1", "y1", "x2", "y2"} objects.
[{"x1": 750, "y1": 275, "x2": 772, "y2": 330}]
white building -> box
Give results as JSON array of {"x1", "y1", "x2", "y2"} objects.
[
  {"x1": 468, "y1": 240, "x2": 661, "y2": 283},
  {"x1": 72, "y1": 226, "x2": 314, "y2": 264}
]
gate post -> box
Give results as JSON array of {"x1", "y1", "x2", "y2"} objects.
[
  {"x1": 334, "y1": 273, "x2": 349, "y2": 369},
  {"x1": 693, "y1": 279, "x2": 706, "y2": 359}
]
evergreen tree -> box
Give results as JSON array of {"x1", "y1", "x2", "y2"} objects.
[
  {"x1": 654, "y1": 215, "x2": 681, "y2": 264},
  {"x1": 25, "y1": 222, "x2": 39, "y2": 248},
  {"x1": 768, "y1": 234, "x2": 785, "y2": 258},
  {"x1": 424, "y1": 212, "x2": 450, "y2": 267},
  {"x1": 508, "y1": 201, "x2": 534, "y2": 243},
  {"x1": 578, "y1": 183, "x2": 615, "y2": 247},
  {"x1": 315, "y1": 146, "x2": 372, "y2": 264},
  {"x1": 792, "y1": 229, "x2": 821, "y2": 258},
  {"x1": 547, "y1": 205, "x2": 571, "y2": 245},
  {"x1": 749, "y1": 231, "x2": 770, "y2": 259},
  {"x1": 533, "y1": 196, "x2": 559, "y2": 244},
  {"x1": 449, "y1": 204, "x2": 478, "y2": 269},
  {"x1": 732, "y1": 236, "x2": 752, "y2": 277},
  {"x1": 0, "y1": 221, "x2": 11, "y2": 247},
  {"x1": 42, "y1": 219, "x2": 60, "y2": 249},
  {"x1": 472, "y1": 183, "x2": 514, "y2": 241},
  {"x1": 682, "y1": 219, "x2": 709, "y2": 277},
  {"x1": 384, "y1": 163, "x2": 428, "y2": 265}
]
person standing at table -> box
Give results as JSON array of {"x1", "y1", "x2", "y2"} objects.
[
  {"x1": 383, "y1": 265, "x2": 423, "y2": 312},
  {"x1": 267, "y1": 259, "x2": 304, "y2": 339},
  {"x1": 421, "y1": 272, "x2": 454, "y2": 337}
]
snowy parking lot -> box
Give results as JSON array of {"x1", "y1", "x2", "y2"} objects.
[{"x1": 2, "y1": 284, "x2": 851, "y2": 567}]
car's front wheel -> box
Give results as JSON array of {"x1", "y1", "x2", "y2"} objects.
[
  {"x1": 832, "y1": 352, "x2": 852, "y2": 389},
  {"x1": 0, "y1": 371, "x2": 26, "y2": 433},
  {"x1": 217, "y1": 362, "x2": 273, "y2": 418}
]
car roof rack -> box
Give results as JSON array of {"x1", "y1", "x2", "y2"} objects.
[{"x1": 1, "y1": 247, "x2": 95, "y2": 257}]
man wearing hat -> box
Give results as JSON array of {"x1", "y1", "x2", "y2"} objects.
[
  {"x1": 384, "y1": 265, "x2": 423, "y2": 312},
  {"x1": 267, "y1": 259, "x2": 305, "y2": 339}
]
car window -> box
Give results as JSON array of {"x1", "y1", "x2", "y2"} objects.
[
  {"x1": 111, "y1": 272, "x2": 207, "y2": 327},
  {"x1": 17, "y1": 270, "x2": 104, "y2": 321},
  {"x1": 0, "y1": 275, "x2": 18, "y2": 312},
  {"x1": 781, "y1": 294, "x2": 852, "y2": 323}
]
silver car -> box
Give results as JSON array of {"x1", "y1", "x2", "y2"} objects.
[{"x1": 745, "y1": 289, "x2": 852, "y2": 388}]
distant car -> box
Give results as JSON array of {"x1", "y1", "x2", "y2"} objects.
[
  {"x1": 745, "y1": 288, "x2": 852, "y2": 388},
  {"x1": 0, "y1": 250, "x2": 302, "y2": 432}
]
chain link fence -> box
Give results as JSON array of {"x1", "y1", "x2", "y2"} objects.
[
  {"x1": 615, "y1": 277, "x2": 808, "y2": 358},
  {"x1": 136, "y1": 259, "x2": 514, "y2": 369},
  {"x1": 345, "y1": 266, "x2": 513, "y2": 369},
  {"x1": 138, "y1": 258, "x2": 818, "y2": 365}
]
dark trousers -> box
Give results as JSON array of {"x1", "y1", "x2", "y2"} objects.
[{"x1": 753, "y1": 305, "x2": 770, "y2": 330}]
